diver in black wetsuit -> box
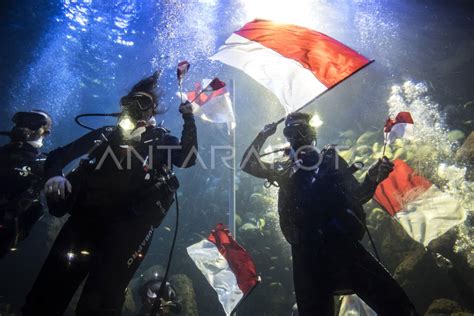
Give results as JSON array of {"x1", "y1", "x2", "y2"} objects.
[
  {"x1": 137, "y1": 276, "x2": 182, "y2": 316},
  {"x1": 241, "y1": 112, "x2": 418, "y2": 316},
  {"x1": 22, "y1": 72, "x2": 197, "y2": 316},
  {"x1": 0, "y1": 110, "x2": 52, "y2": 258}
]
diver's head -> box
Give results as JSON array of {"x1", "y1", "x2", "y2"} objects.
[
  {"x1": 118, "y1": 71, "x2": 161, "y2": 142},
  {"x1": 283, "y1": 112, "x2": 317, "y2": 150},
  {"x1": 10, "y1": 110, "x2": 52, "y2": 148}
]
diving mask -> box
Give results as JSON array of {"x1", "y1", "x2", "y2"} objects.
[{"x1": 283, "y1": 122, "x2": 316, "y2": 140}]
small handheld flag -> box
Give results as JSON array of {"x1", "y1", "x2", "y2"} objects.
[
  {"x1": 382, "y1": 111, "x2": 414, "y2": 156},
  {"x1": 177, "y1": 60, "x2": 191, "y2": 103},
  {"x1": 179, "y1": 79, "x2": 236, "y2": 131}
]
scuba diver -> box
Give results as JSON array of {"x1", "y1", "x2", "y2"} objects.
[
  {"x1": 241, "y1": 112, "x2": 419, "y2": 316},
  {"x1": 137, "y1": 275, "x2": 182, "y2": 316},
  {"x1": 0, "y1": 110, "x2": 52, "y2": 258},
  {"x1": 22, "y1": 71, "x2": 197, "y2": 316}
]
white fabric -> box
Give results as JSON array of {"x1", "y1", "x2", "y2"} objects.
[
  {"x1": 339, "y1": 295, "x2": 377, "y2": 316},
  {"x1": 210, "y1": 33, "x2": 327, "y2": 113},
  {"x1": 197, "y1": 91, "x2": 236, "y2": 131},
  {"x1": 178, "y1": 89, "x2": 236, "y2": 132},
  {"x1": 187, "y1": 239, "x2": 243, "y2": 316},
  {"x1": 395, "y1": 186, "x2": 466, "y2": 246},
  {"x1": 387, "y1": 123, "x2": 414, "y2": 144}
]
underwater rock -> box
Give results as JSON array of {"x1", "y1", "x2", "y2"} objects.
[
  {"x1": 447, "y1": 130, "x2": 466, "y2": 143},
  {"x1": 169, "y1": 274, "x2": 198, "y2": 316},
  {"x1": 340, "y1": 130, "x2": 357, "y2": 140},
  {"x1": 394, "y1": 247, "x2": 471, "y2": 314},
  {"x1": 240, "y1": 222, "x2": 258, "y2": 232},
  {"x1": 122, "y1": 289, "x2": 136, "y2": 315},
  {"x1": 235, "y1": 213, "x2": 242, "y2": 227},
  {"x1": 455, "y1": 132, "x2": 474, "y2": 181},
  {"x1": 423, "y1": 299, "x2": 465, "y2": 316},
  {"x1": 249, "y1": 192, "x2": 275, "y2": 211},
  {"x1": 366, "y1": 207, "x2": 422, "y2": 273},
  {"x1": 428, "y1": 229, "x2": 474, "y2": 307},
  {"x1": 356, "y1": 131, "x2": 378, "y2": 145},
  {"x1": 455, "y1": 132, "x2": 474, "y2": 162},
  {"x1": 338, "y1": 149, "x2": 354, "y2": 162}
]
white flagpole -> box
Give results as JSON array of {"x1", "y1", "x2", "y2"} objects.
[{"x1": 229, "y1": 79, "x2": 237, "y2": 238}]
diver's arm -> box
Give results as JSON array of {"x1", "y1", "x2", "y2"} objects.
[
  {"x1": 351, "y1": 175, "x2": 379, "y2": 204},
  {"x1": 44, "y1": 128, "x2": 105, "y2": 179},
  {"x1": 169, "y1": 112, "x2": 198, "y2": 168},
  {"x1": 346, "y1": 158, "x2": 394, "y2": 204},
  {"x1": 240, "y1": 130, "x2": 278, "y2": 180}
]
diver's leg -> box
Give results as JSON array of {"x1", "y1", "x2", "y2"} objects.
[
  {"x1": 76, "y1": 216, "x2": 154, "y2": 316},
  {"x1": 22, "y1": 216, "x2": 92, "y2": 316},
  {"x1": 292, "y1": 243, "x2": 334, "y2": 316},
  {"x1": 350, "y1": 242, "x2": 418, "y2": 316}
]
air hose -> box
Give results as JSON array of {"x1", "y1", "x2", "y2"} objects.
[
  {"x1": 74, "y1": 113, "x2": 120, "y2": 130},
  {"x1": 150, "y1": 190, "x2": 180, "y2": 316}
]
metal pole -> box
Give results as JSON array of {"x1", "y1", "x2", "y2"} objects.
[{"x1": 229, "y1": 79, "x2": 237, "y2": 238}]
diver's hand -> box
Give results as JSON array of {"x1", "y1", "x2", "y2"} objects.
[
  {"x1": 259, "y1": 122, "x2": 277, "y2": 138},
  {"x1": 179, "y1": 101, "x2": 193, "y2": 114},
  {"x1": 45, "y1": 176, "x2": 72, "y2": 200},
  {"x1": 368, "y1": 157, "x2": 394, "y2": 183}
]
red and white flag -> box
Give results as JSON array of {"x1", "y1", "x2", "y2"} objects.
[
  {"x1": 187, "y1": 224, "x2": 259, "y2": 316},
  {"x1": 374, "y1": 159, "x2": 466, "y2": 246},
  {"x1": 384, "y1": 112, "x2": 414, "y2": 144},
  {"x1": 210, "y1": 19, "x2": 371, "y2": 113},
  {"x1": 180, "y1": 80, "x2": 236, "y2": 131}
]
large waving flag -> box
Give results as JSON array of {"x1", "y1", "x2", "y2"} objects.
[
  {"x1": 210, "y1": 19, "x2": 371, "y2": 113},
  {"x1": 179, "y1": 79, "x2": 236, "y2": 131},
  {"x1": 187, "y1": 224, "x2": 259, "y2": 316},
  {"x1": 374, "y1": 159, "x2": 466, "y2": 246}
]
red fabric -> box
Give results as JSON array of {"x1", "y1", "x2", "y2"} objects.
[
  {"x1": 177, "y1": 60, "x2": 190, "y2": 80},
  {"x1": 207, "y1": 223, "x2": 258, "y2": 294},
  {"x1": 374, "y1": 159, "x2": 432, "y2": 216},
  {"x1": 235, "y1": 19, "x2": 370, "y2": 88},
  {"x1": 209, "y1": 77, "x2": 226, "y2": 91},
  {"x1": 384, "y1": 112, "x2": 414, "y2": 133},
  {"x1": 186, "y1": 82, "x2": 227, "y2": 106}
]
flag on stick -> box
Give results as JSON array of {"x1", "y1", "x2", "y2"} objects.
[
  {"x1": 211, "y1": 19, "x2": 371, "y2": 113},
  {"x1": 384, "y1": 112, "x2": 414, "y2": 144},
  {"x1": 179, "y1": 79, "x2": 236, "y2": 131},
  {"x1": 187, "y1": 224, "x2": 259, "y2": 316},
  {"x1": 374, "y1": 159, "x2": 466, "y2": 246}
]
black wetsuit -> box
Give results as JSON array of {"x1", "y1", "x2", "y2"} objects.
[
  {"x1": 0, "y1": 142, "x2": 46, "y2": 258},
  {"x1": 23, "y1": 113, "x2": 197, "y2": 316},
  {"x1": 241, "y1": 132, "x2": 418, "y2": 316}
]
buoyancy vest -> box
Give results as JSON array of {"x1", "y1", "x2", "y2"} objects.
[
  {"x1": 49, "y1": 127, "x2": 179, "y2": 225},
  {"x1": 276, "y1": 145, "x2": 366, "y2": 244}
]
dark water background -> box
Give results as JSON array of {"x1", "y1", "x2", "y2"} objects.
[{"x1": 0, "y1": 0, "x2": 473, "y2": 315}]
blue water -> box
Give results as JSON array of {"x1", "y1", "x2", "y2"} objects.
[{"x1": 0, "y1": 0, "x2": 473, "y2": 315}]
